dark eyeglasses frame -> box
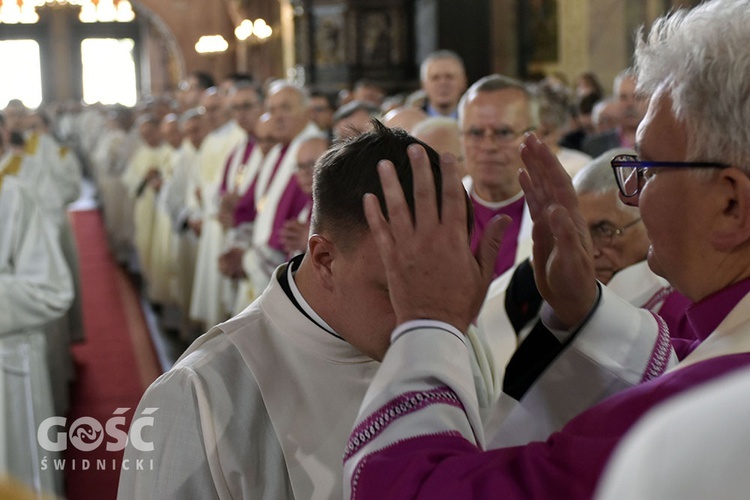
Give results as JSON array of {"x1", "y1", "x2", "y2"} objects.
[{"x1": 610, "y1": 154, "x2": 729, "y2": 198}]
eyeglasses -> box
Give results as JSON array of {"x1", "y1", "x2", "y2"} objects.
[
  {"x1": 611, "y1": 153, "x2": 729, "y2": 198},
  {"x1": 589, "y1": 217, "x2": 642, "y2": 247},
  {"x1": 462, "y1": 126, "x2": 534, "y2": 145}
]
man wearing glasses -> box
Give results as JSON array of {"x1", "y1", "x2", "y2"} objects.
[
  {"x1": 475, "y1": 148, "x2": 694, "y2": 444},
  {"x1": 343, "y1": 0, "x2": 750, "y2": 498},
  {"x1": 459, "y1": 74, "x2": 537, "y2": 278}
]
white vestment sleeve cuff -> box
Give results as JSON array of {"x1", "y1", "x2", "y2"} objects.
[{"x1": 391, "y1": 320, "x2": 466, "y2": 346}]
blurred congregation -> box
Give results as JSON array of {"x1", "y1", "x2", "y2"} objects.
[
  {"x1": 3, "y1": 48, "x2": 648, "y2": 351},
  {"x1": 0, "y1": 0, "x2": 708, "y2": 498}
]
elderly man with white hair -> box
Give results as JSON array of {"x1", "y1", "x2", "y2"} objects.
[{"x1": 475, "y1": 148, "x2": 694, "y2": 444}]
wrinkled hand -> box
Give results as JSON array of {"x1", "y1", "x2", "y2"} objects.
[
  {"x1": 364, "y1": 145, "x2": 509, "y2": 334},
  {"x1": 218, "y1": 192, "x2": 240, "y2": 229},
  {"x1": 518, "y1": 133, "x2": 597, "y2": 328},
  {"x1": 218, "y1": 247, "x2": 247, "y2": 279},
  {"x1": 280, "y1": 219, "x2": 310, "y2": 255}
]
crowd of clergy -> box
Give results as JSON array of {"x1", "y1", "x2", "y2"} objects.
[
  {"x1": 14, "y1": 52, "x2": 639, "y2": 345},
  {"x1": 0, "y1": 29, "x2": 700, "y2": 498}
]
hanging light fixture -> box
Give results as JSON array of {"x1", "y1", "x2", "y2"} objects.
[
  {"x1": 195, "y1": 35, "x2": 229, "y2": 54},
  {"x1": 0, "y1": 0, "x2": 136, "y2": 24},
  {"x1": 234, "y1": 18, "x2": 273, "y2": 44}
]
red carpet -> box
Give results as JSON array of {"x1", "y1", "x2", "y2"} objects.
[{"x1": 64, "y1": 210, "x2": 161, "y2": 500}]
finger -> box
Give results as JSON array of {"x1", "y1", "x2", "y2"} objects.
[
  {"x1": 518, "y1": 167, "x2": 545, "y2": 223},
  {"x1": 522, "y1": 133, "x2": 558, "y2": 184},
  {"x1": 438, "y1": 152, "x2": 468, "y2": 236},
  {"x1": 521, "y1": 165, "x2": 556, "y2": 260},
  {"x1": 548, "y1": 205, "x2": 586, "y2": 256},
  {"x1": 520, "y1": 143, "x2": 553, "y2": 214},
  {"x1": 524, "y1": 134, "x2": 579, "y2": 210},
  {"x1": 377, "y1": 160, "x2": 414, "y2": 237},
  {"x1": 363, "y1": 192, "x2": 395, "y2": 261},
  {"x1": 477, "y1": 214, "x2": 511, "y2": 287},
  {"x1": 530, "y1": 212, "x2": 555, "y2": 275},
  {"x1": 523, "y1": 135, "x2": 590, "y2": 256},
  {"x1": 408, "y1": 144, "x2": 439, "y2": 228}
]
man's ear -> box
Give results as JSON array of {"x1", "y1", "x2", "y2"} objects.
[
  {"x1": 711, "y1": 167, "x2": 750, "y2": 251},
  {"x1": 307, "y1": 234, "x2": 336, "y2": 291}
]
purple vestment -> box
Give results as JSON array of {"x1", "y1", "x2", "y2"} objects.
[
  {"x1": 346, "y1": 278, "x2": 750, "y2": 500},
  {"x1": 469, "y1": 193, "x2": 525, "y2": 278}
]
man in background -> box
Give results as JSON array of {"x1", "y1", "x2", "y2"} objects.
[{"x1": 420, "y1": 50, "x2": 468, "y2": 119}]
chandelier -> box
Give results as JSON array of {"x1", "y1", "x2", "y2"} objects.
[{"x1": 0, "y1": 0, "x2": 136, "y2": 24}]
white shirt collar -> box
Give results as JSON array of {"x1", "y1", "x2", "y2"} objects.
[{"x1": 286, "y1": 258, "x2": 340, "y2": 337}]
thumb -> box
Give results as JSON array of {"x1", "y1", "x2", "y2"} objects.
[{"x1": 477, "y1": 214, "x2": 511, "y2": 286}]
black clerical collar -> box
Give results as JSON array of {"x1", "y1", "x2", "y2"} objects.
[{"x1": 277, "y1": 254, "x2": 344, "y2": 341}]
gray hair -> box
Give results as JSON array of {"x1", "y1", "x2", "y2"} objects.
[
  {"x1": 420, "y1": 50, "x2": 466, "y2": 83},
  {"x1": 572, "y1": 147, "x2": 640, "y2": 216},
  {"x1": 592, "y1": 98, "x2": 616, "y2": 128},
  {"x1": 179, "y1": 107, "x2": 203, "y2": 127},
  {"x1": 332, "y1": 100, "x2": 381, "y2": 124},
  {"x1": 612, "y1": 68, "x2": 635, "y2": 97},
  {"x1": 635, "y1": 0, "x2": 750, "y2": 170},
  {"x1": 411, "y1": 116, "x2": 460, "y2": 137},
  {"x1": 457, "y1": 74, "x2": 540, "y2": 129},
  {"x1": 534, "y1": 84, "x2": 571, "y2": 131},
  {"x1": 267, "y1": 80, "x2": 310, "y2": 107}
]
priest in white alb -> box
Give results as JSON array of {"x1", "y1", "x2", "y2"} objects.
[
  {"x1": 118, "y1": 123, "x2": 504, "y2": 500},
  {"x1": 188, "y1": 87, "x2": 246, "y2": 328}
]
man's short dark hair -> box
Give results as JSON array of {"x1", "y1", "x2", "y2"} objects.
[
  {"x1": 312, "y1": 120, "x2": 472, "y2": 250},
  {"x1": 309, "y1": 90, "x2": 336, "y2": 110},
  {"x1": 577, "y1": 93, "x2": 599, "y2": 116},
  {"x1": 191, "y1": 71, "x2": 215, "y2": 91},
  {"x1": 224, "y1": 72, "x2": 254, "y2": 83}
]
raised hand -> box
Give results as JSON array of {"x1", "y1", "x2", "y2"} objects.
[
  {"x1": 363, "y1": 144, "x2": 509, "y2": 334},
  {"x1": 519, "y1": 133, "x2": 597, "y2": 328}
]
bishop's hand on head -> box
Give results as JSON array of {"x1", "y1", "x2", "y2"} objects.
[
  {"x1": 519, "y1": 132, "x2": 598, "y2": 328},
  {"x1": 363, "y1": 144, "x2": 509, "y2": 335}
]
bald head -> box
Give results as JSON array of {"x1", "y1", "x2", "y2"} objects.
[
  {"x1": 412, "y1": 117, "x2": 465, "y2": 177},
  {"x1": 382, "y1": 106, "x2": 428, "y2": 133},
  {"x1": 266, "y1": 81, "x2": 310, "y2": 144}
]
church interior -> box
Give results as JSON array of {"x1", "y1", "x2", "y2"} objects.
[{"x1": 0, "y1": 0, "x2": 713, "y2": 498}]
